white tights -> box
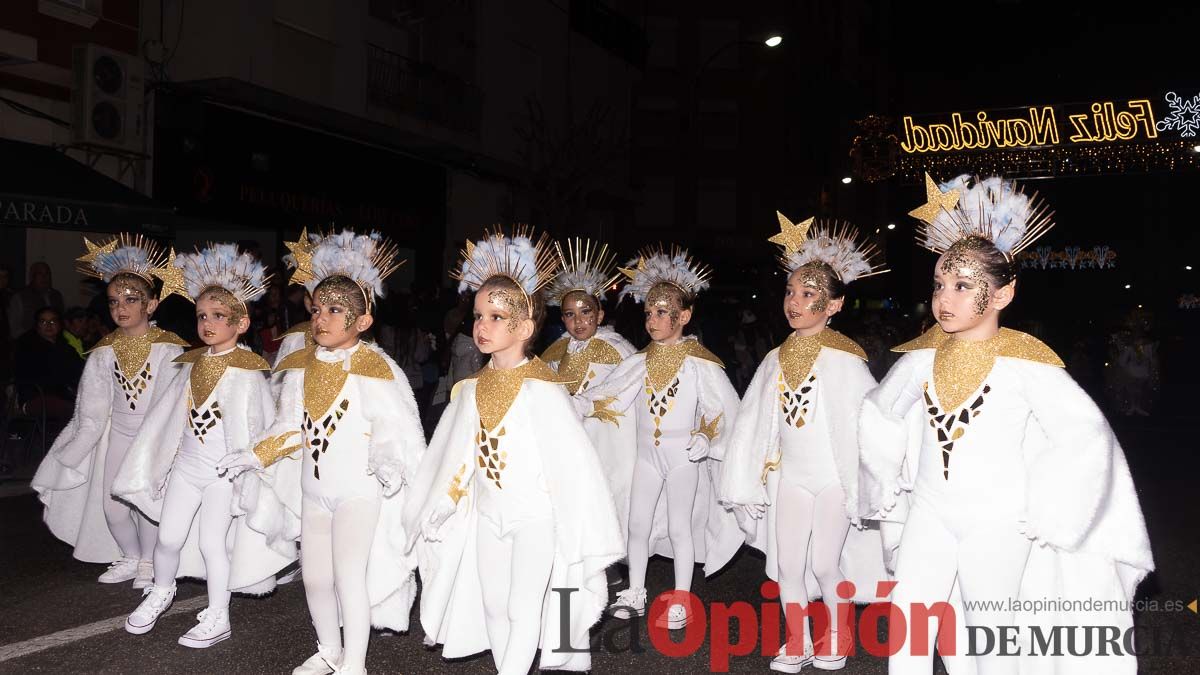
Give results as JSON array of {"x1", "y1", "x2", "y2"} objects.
[
  {"x1": 476, "y1": 516, "x2": 555, "y2": 675},
  {"x1": 153, "y1": 468, "x2": 234, "y2": 607},
  {"x1": 626, "y1": 457, "x2": 698, "y2": 592},
  {"x1": 301, "y1": 496, "x2": 381, "y2": 673},
  {"x1": 776, "y1": 480, "x2": 850, "y2": 649},
  {"x1": 103, "y1": 427, "x2": 157, "y2": 559},
  {"x1": 889, "y1": 503, "x2": 1030, "y2": 675}
]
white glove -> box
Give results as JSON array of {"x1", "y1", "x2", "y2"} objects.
[
  {"x1": 422, "y1": 495, "x2": 458, "y2": 542},
  {"x1": 216, "y1": 450, "x2": 262, "y2": 477},
  {"x1": 686, "y1": 433, "x2": 710, "y2": 462},
  {"x1": 370, "y1": 462, "x2": 404, "y2": 497},
  {"x1": 741, "y1": 502, "x2": 768, "y2": 520}
]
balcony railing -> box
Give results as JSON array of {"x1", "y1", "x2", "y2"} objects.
[{"x1": 366, "y1": 43, "x2": 482, "y2": 135}]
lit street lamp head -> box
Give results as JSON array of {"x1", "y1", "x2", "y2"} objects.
[{"x1": 765, "y1": 35, "x2": 783, "y2": 47}]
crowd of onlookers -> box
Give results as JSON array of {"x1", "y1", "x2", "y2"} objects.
[{"x1": 0, "y1": 254, "x2": 1192, "y2": 473}]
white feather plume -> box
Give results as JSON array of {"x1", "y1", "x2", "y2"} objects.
[
  {"x1": 618, "y1": 246, "x2": 711, "y2": 303},
  {"x1": 174, "y1": 243, "x2": 270, "y2": 304},
  {"x1": 545, "y1": 238, "x2": 621, "y2": 306},
  {"x1": 919, "y1": 174, "x2": 1055, "y2": 256},
  {"x1": 78, "y1": 233, "x2": 167, "y2": 284},
  {"x1": 305, "y1": 230, "x2": 402, "y2": 300},
  {"x1": 453, "y1": 228, "x2": 558, "y2": 296},
  {"x1": 781, "y1": 221, "x2": 886, "y2": 284}
]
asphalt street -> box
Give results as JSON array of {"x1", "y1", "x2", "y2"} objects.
[{"x1": 0, "y1": 419, "x2": 1196, "y2": 674}]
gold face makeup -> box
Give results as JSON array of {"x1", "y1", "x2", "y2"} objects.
[
  {"x1": 487, "y1": 287, "x2": 528, "y2": 332},
  {"x1": 940, "y1": 239, "x2": 992, "y2": 316},
  {"x1": 315, "y1": 284, "x2": 361, "y2": 330},
  {"x1": 561, "y1": 291, "x2": 600, "y2": 340},
  {"x1": 795, "y1": 264, "x2": 831, "y2": 314},
  {"x1": 646, "y1": 283, "x2": 685, "y2": 324}
]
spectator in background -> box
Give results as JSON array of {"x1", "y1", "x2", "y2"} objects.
[
  {"x1": 62, "y1": 307, "x2": 89, "y2": 357},
  {"x1": 9, "y1": 262, "x2": 64, "y2": 339},
  {"x1": 13, "y1": 307, "x2": 82, "y2": 436}
]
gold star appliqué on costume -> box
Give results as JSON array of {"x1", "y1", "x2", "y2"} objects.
[
  {"x1": 769, "y1": 212, "x2": 814, "y2": 256},
  {"x1": 151, "y1": 248, "x2": 189, "y2": 302},
  {"x1": 588, "y1": 396, "x2": 625, "y2": 426},
  {"x1": 694, "y1": 413, "x2": 722, "y2": 441},
  {"x1": 907, "y1": 172, "x2": 961, "y2": 224}
]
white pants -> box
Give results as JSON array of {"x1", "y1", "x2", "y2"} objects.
[
  {"x1": 889, "y1": 501, "x2": 1031, "y2": 675},
  {"x1": 153, "y1": 456, "x2": 234, "y2": 609},
  {"x1": 776, "y1": 479, "x2": 850, "y2": 650},
  {"x1": 627, "y1": 454, "x2": 698, "y2": 592},
  {"x1": 301, "y1": 495, "x2": 381, "y2": 672},
  {"x1": 104, "y1": 424, "x2": 157, "y2": 559},
  {"x1": 477, "y1": 516, "x2": 555, "y2": 675}
]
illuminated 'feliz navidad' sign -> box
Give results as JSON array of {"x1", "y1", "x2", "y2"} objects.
[{"x1": 899, "y1": 95, "x2": 1192, "y2": 154}]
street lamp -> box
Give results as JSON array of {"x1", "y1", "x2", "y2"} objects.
[{"x1": 765, "y1": 35, "x2": 783, "y2": 47}]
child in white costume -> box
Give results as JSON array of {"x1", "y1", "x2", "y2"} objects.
[
  {"x1": 541, "y1": 238, "x2": 636, "y2": 524},
  {"x1": 859, "y1": 174, "x2": 1153, "y2": 675},
  {"x1": 112, "y1": 243, "x2": 295, "y2": 647},
  {"x1": 219, "y1": 230, "x2": 425, "y2": 675},
  {"x1": 405, "y1": 229, "x2": 623, "y2": 675},
  {"x1": 32, "y1": 235, "x2": 187, "y2": 587},
  {"x1": 720, "y1": 215, "x2": 889, "y2": 672},
  {"x1": 579, "y1": 246, "x2": 743, "y2": 630}
]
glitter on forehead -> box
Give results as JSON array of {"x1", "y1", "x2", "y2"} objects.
[
  {"x1": 487, "y1": 288, "x2": 527, "y2": 332},
  {"x1": 794, "y1": 266, "x2": 831, "y2": 313},
  {"x1": 940, "y1": 240, "x2": 992, "y2": 316},
  {"x1": 315, "y1": 284, "x2": 361, "y2": 329},
  {"x1": 646, "y1": 283, "x2": 685, "y2": 324},
  {"x1": 200, "y1": 286, "x2": 246, "y2": 325},
  {"x1": 110, "y1": 278, "x2": 148, "y2": 303}
]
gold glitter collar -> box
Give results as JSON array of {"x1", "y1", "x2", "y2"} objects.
[
  {"x1": 284, "y1": 321, "x2": 311, "y2": 337},
  {"x1": 541, "y1": 337, "x2": 569, "y2": 364},
  {"x1": 554, "y1": 337, "x2": 624, "y2": 395},
  {"x1": 778, "y1": 329, "x2": 867, "y2": 389},
  {"x1": 89, "y1": 327, "x2": 189, "y2": 380},
  {"x1": 891, "y1": 325, "x2": 1064, "y2": 367},
  {"x1": 175, "y1": 346, "x2": 270, "y2": 406},
  {"x1": 894, "y1": 326, "x2": 1064, "y2": 412},
  {"x1": 276, "y1": 344, "x2": 394, "y2": 418},
  {"x1": 640, "y1": 339, "x2": 724, "y2": 391},
  {"x1": 466, "y1": 357, "x2": 568, "y2": 430}
]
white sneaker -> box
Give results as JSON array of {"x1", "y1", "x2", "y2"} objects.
[
  {"x1": 607, "y1": 587, "x2": 647, "y2": 619},
  {"x1": 178, "y1": 606, "x2": 231, "y2": 648},
  {"x1": 812, "y1": 630, "x2": 848, "y2": 670},
  {"x1": 131, "y1": 560, "x2": 154, "y2": 589},
  {"x1": 292, "y1": 644, "x2": 342, "y2": 675},
  {"x1": 654, "y1": 602, "x2": 690, "y2": 630},
  {"x1": 770, "y1": 643, "x2": 814, "y2": 673},
  {"x1": 98, "y1": 557, "x2": 139, "y2": 584},
  {"x1": 125, "y1": 584, "x2": 176, "y2": 634}
]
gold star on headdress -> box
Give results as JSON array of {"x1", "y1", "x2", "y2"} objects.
[
  {"x1": 151, "y1": 248, "x2": 189, "y2": 303},
  {"x1": 77, "y1": 237, "x2": 117, "y2": 266},
  {"x1": 769, "y1": 211, "x2": 814, "y2": 256},
  {"x1": 618, "y1": 258, "x2": 645, "y2": 282},
  {"x1": 284, "y1": 227, "x2": 315, "y2": 285},
  {"x1": 907, "y1": 173, "x2": 961, "y2": 224}
]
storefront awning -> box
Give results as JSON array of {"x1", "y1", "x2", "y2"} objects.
[{"x1": 0, "y1": 138, "x2": 175, "y2": 232}]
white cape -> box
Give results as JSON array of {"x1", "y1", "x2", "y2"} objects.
[
  {"x1": 404, "y1": 376, "x2": 624, "y2": 672},
  {"x1": 240, "y1": 342, "x2": 427, "y2": 630},
  {"x1": 32, "y1": 340, "x2": 184, "y2": 562},
  {"x1": 859, "y1": 349, "x2": 1154, "y2": 674},
  {"x1": 111, "y1": 347, "x2": 293, "y2": 594},
  {"x1": 579, "y1": 341, "x2": 745, "y2": 576},
  {"x1": 718, "y1": 346, "x2": 886, "y2": 603}
]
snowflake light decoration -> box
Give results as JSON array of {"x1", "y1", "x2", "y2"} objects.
[{"x1": 1155, "y1": 91, "x2": 1200, "y2": 138}]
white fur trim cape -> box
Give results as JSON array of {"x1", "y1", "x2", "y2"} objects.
[
  {"x1": 403, "y1": 375, "x2": 624, "y2": 672},
  {"x1": 111, "y1": 346, "x2": 293, "y2": 593},
  {"x1": 859, "y1": 347, "x2": 1154, "y2": 674},
  {"x1": 719, "y1": 343, "x2": 886, "y2": 603},
  {"x1": 31, "y1": 340, "x2": 184, "y2": 562},
  {"x1": 241, "y1": 342, "x2": 427, "y2": 630},
  {"x1": 577, "y1": 337, "x2": 745, "y2": 576}
]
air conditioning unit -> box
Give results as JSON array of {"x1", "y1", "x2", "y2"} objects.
[{"x1": 71, "y1": 43, "x2": 145, "y2": 154}]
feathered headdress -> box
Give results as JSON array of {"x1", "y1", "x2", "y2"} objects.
[
  {"x1": 169, "y1": 243, "x2": 270, "y2": 308},
  {"x1": 907, "y1": 173, "x2": 1055, "y2": 256},
  {"x1": 770, "y1": 211, "x2": 887, "y2": 283},
  {"x1": 452, "y1": 226, "x2": 559, "y2": 302},
  {"x1": 284, "y1": 228, "x2": 404, "y2": 310},
  {"x1": 76, "y1": 233, "x2": 168, "y2": 285},
  {"x1": 617, "y1": 245, "x2": 712, "y2": 304},
  {"x1": 545, "y1": 238, "x2": 622, "y2": 306}
]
